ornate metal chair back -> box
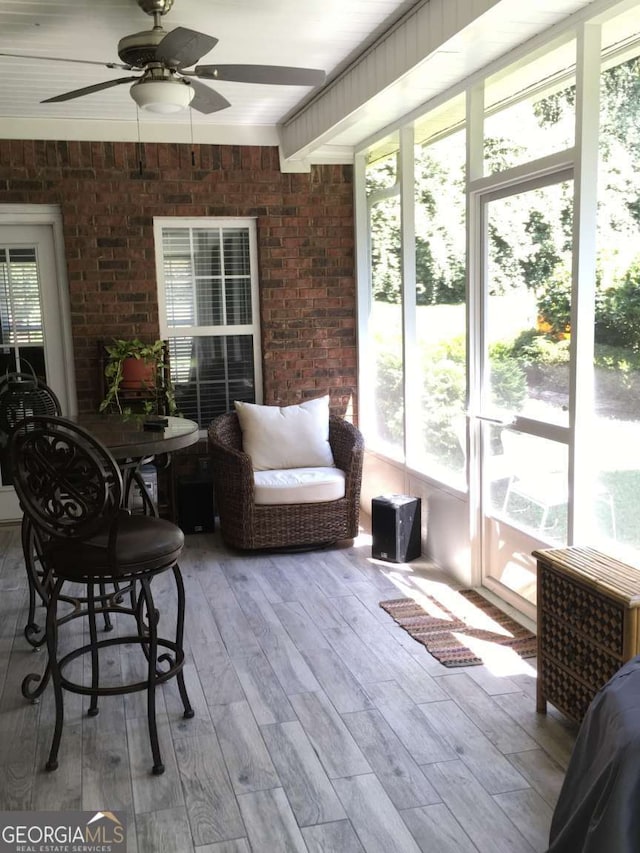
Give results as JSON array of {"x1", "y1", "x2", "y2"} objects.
[{"x1": 10, "y1": 415, "x2": 123, "y2": 542}]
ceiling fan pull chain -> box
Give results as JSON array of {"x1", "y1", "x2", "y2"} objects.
[
  {"x1": 136, "y1": 108, "x2": 144, "y2": 177},
  {"x1": 189, "y1": 106, "x2": 195, "y2": 167}
]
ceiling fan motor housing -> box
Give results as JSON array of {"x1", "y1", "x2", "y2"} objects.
[
  {"x1": 119, "y1": 0, "x2": 176, "y2": 66},
  {"x1": 118, "y1": 29, "x2": 168, "y2": 67}
]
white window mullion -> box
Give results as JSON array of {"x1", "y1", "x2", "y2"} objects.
[
  {"x1": 354, "y1": 152, "x2": 373, "y2": 439},
  {"x1": 399, "y1": 125, "x2": 418, "y2": 464},
  {"x1": 188, "y1": 228, "x2": 197, "y2": 328},
  {"x1": 570, "y1": 22, "x2": 602, "y2": 544},
  {"x1": 467, "y1": 83, "x2": 485, "y2": 587},
  {"x1": 218, "y1": 228, "x2": 227, "y2": 327}
]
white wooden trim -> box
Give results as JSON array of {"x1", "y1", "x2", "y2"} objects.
[
  {"x1": 570, "y1": 22, "x2": 602, "y2": 543},
  {"x1": 468, "y1": 149, "x2": 576, "y2": 196}
]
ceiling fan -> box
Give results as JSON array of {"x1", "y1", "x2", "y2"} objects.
[{"x1": 0, "y1": 0, "x2": 326, "y2": 114}]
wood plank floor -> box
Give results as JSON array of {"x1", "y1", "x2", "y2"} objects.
[{"x1": 0, "y1": 524, "x2": 577, "y2": 853}]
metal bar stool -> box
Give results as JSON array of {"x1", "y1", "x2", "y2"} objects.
[
  {"x1": 11, "y1": 415, "x2": 194, "y2": 775},
  {"x1": 0, "y1": 369, "x2": 63, "y2": 645}
]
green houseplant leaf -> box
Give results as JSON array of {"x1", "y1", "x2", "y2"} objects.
[{"x1": 100, "y1": 338, "x2": 177, "y2": 415}]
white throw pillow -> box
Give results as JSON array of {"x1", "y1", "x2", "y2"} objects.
[{"x1": 234, "y1": 397, "x2": 335, "y2": 471}]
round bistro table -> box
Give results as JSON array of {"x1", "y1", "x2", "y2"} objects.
[
  {"x1": 74, "y1": 413, "x2": 200, "y2": 516},
  {"x1": 74, "y1": 413, "x2": 199, "y2": 460}
]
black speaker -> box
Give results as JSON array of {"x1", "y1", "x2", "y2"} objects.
[
  {"x1": 371, "y1": 495, "x2": 421, "y2": 563},
  {"x1": 177, "y1": 475, "x2": 216, "y2": 534}
]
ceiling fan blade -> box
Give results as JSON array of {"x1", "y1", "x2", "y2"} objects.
[
  {"x1": 194, "y1": 64, "x2": 326, "y2": 86},
  {"x1": 0, "y1": 51, "x2": 130, "y2": 70},
  {"x1": 157, "y1": 27, "x2": 218, "y2": 69},
  {"x1": 42, "y1": 76, "x2": 139, "y2": 104},
  {"x1": 188, "y1": 79, "x2": 231, "y2": 114}
]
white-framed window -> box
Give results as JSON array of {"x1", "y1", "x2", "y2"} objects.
[{"x1": 154, "y1": 217, "x2": 262, "y2": 429}]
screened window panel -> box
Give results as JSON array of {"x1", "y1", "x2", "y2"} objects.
[
  {"x1": 0, "y1": 247, "x2": 43, "y2": 346},
  {"x1": 163, "y1": 227, "x2": 251, "y2": 329},
  {"x1": 167, "y1": 336, "x2": 195, "y2": 385},
  {"x1": 194, "y1": 229, "x2": 222, "y2": 278},
  {"x1": 199, "y1": 277, "x2": 224, "y2": 327},
  {"x1": 227, "y1": 276, "x2": 252, "y2": 325},
  {"x1": 223, "y1": 229, "x2": 251, "y2": 276},
  {"x1": 163, "y1": 258, "x2": 195, "y2": 327},
  {"x1": 162, "y1": 229, "x2": 195, "y2": 328},
  {"x1": 0, "y1": 249, "x2": 10, "y2": 344},
  {"x1": 168, "y1": 334, "x2": 255, "y2": 425},
  {"x1": 0, "y1": 248, "x2": 44, "y2": 346}
]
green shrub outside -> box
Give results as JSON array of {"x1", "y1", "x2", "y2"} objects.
[
  {"x1": 374, "y1": 348, "x2": 404, "y2": 445},
  {"x1": 490, "y1": 346, "x2": 528, "y2": 409},
  {"x1": 595, "y1": 258, "x2": 640, "y2": 352},
  {"x1": 506, "y1": 329, "x2": 570, "y2": 366},
  {"x1": 375, "y1": 335, "x2": 527, "y2": 467},
  {"x1": 419, "y1": 340, "x2": 466, "y2": 466}
]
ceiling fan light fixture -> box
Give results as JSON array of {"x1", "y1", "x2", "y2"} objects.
[{"x1": 130, "y1": 77, "x2": 194, "y2": 113}]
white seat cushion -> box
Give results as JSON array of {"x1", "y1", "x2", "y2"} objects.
[{"x1": 253, "y1": 467, "x2": 346, "y2": 505}]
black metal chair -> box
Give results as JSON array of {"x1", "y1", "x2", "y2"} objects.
[
  {"x1": 0, "y1": 370, "x2": 63, "y2": 645},
  {"x1": 0, "y1": 370, "x2": 62, "y2": 438},
  {"x1": 11, "y1": 414, "x2": 194, "y2": 774}
]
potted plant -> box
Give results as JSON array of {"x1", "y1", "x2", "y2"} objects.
[{"x1": 100, "y1": 338, "x2": 177, "y2": 415}]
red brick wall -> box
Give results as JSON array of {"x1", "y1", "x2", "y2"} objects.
[{"x1": 0, "y1": 140, "x2": 357, "y2": 418}]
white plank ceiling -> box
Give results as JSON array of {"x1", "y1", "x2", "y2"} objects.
[{"x1": 0, "y1": 0, "x2": 627, "y2": 165}]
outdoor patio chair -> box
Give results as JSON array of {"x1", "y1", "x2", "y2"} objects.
[{"x1": 501, "y1": 429, "x2": 616, "y2": 536}]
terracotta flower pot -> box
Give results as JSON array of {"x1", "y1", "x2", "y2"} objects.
[{"x1": 120, "y1": 357, "x2": 156, "y2": 390}]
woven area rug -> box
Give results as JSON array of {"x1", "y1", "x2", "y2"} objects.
[{"x1": 379, "y1": 588, "x2": 537, "y2": 667}]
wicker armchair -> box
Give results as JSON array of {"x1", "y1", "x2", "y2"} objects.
[{"x1": 208, "y1": 412, "x2": 364, "y2": 550}]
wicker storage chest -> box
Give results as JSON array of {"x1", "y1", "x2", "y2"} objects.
[{"x1": 534, "y1": 546, "x2": 640, "y2": 724}]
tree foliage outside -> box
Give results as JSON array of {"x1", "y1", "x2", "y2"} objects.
[
  {"x1": 414, "y1": 135, "x2": 467, "y2": 305},
  {"x1": 367, "y1": 155, "x2": 402, "y2": 305}
]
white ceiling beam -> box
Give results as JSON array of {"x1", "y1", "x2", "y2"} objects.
[{"x1": 278, "y1": 0, "x2": 502, "y2": 162}]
